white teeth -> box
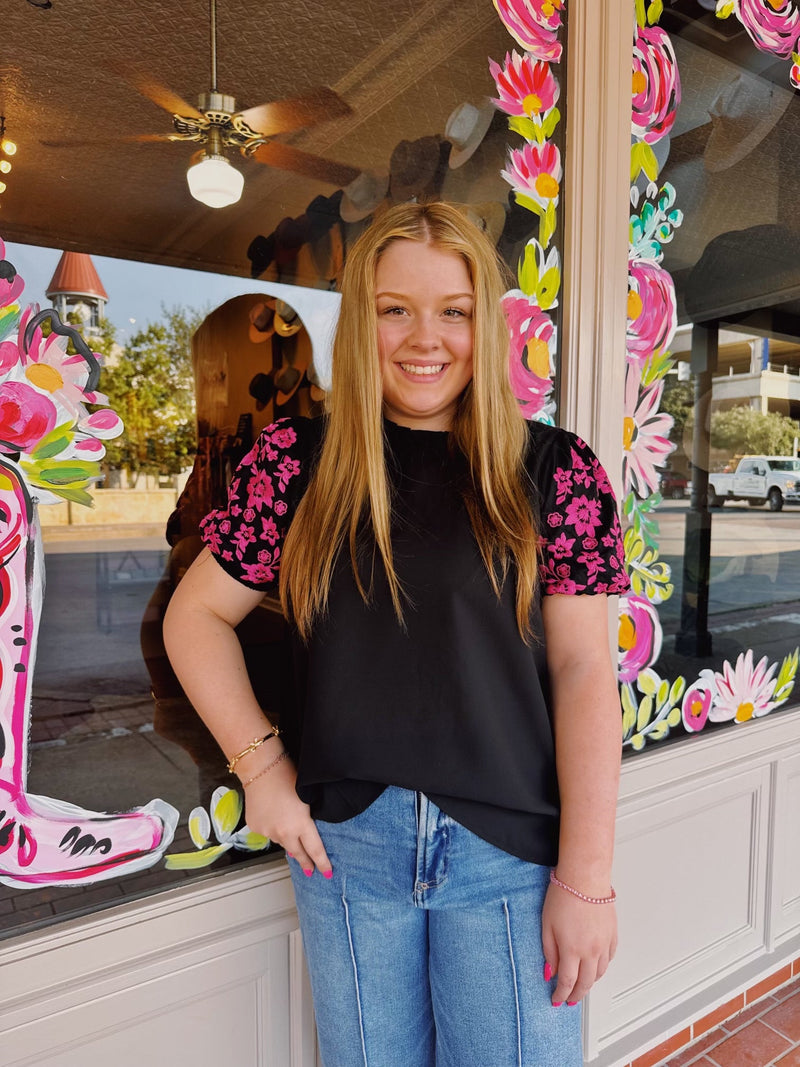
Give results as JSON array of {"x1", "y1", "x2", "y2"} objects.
[{"x1": 399, "y1": 363, "x2": 445, "y2": 376}]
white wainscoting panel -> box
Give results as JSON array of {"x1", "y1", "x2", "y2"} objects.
[
  {"x1": 772, "y1": 751, "x2": 800, "y2": 946},
  {"x1": 584, "y1": 707, "x2": 800, "y2": 1067},
  {"x1": 0, "y1": 859, "x2": 314, "y2": 1067}
]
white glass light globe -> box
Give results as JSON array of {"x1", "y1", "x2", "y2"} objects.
[{"x1": 186, "y1": 154, "x2": 244, "y2": 208}]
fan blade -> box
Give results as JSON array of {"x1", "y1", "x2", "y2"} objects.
[
  {"x1": 108, "y1": 60, "x2": 205, "y2": 121},
  {"x1": 251, "y1": 142, "x2": 359, "y2": 186},
  {"x1": 238, "y1": 87, "x2": 351, "y2": 137},
  {"x1": 41, "y1": 134, "x2": 176, "y2": 148}
]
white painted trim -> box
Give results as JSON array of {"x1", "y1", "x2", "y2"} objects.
[{"x1": 561, "y1": 0, "x2": 631, "y2": 496}]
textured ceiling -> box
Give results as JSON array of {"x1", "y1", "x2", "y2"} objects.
[{"x1": 1, "y1": 0, "x2": 511, "y2": 278}]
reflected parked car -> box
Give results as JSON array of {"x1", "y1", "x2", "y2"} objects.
[{"x1": 660, "y1": 469, "x2": 689, "y2": 498}]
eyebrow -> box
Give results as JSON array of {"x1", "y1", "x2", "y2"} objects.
[{"x1": 375, "y1": 291, "x2": 474, "y2": 300}]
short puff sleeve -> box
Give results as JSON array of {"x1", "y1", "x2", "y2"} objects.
[
  {"x1": 200, "y1": 417, "x2": 315, "y2": 591},
  {"x1": 533, "y1": 428, "x2": 630, "y2": 596}
]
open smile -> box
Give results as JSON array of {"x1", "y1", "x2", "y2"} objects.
[{"x1": 397, "y1": 363, "x2": 448, "y2": 378}]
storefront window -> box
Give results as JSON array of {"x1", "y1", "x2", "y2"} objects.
[
  {"x1": 620, "y1": 0, "x2": 800, "y2": 752},
  {"x1": 1, "y1": 0, "x2": 566, "y2": 936}
]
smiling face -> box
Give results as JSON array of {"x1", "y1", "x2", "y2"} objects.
[{"x1": 374, "y1": 239, "x2": 475, "y2": 431}]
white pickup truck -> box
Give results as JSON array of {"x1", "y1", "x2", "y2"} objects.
[{"x1": 708, "y1": 456, "x2": 800, "y2": 511}]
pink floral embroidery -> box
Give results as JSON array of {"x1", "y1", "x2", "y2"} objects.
[
  {"x1": 548, "y1": 532, "x2": 575, "y2": 559},
  {"x1": 565, "y1": 495, "x2": 602, "y2": 536}
]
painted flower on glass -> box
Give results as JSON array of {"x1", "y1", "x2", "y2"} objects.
[
  {"x1": 492, "y1": 0, "x2": 564, "y2": 62},
  {"x1": 0, "y1": 241, "x2": 24, "y2": 310},
  {"x1": 490, "y1": 51, "x2": 560, "y2": 118},
  {"x1": 502, "y1": 292, "x2": 555, "y2": 420},
  {"x1": 623, "y1": 363, "x2": 675, "y2": 498},
  {"x1": 502, "y1": 141, "x2": 562, "y2": 213},
  {"x1": 707, "y1": 649, "x2": 779, "y2": 723},
  {"x1": 165, "y1": 786, "x2": 270, "y2": 870},
  {"x1": 626, "y1": 259, "x2": 677, "y2": 366},
  {"x1": 632, "y1": 24, "x2": 681, "y2": 144},
  {"x1": 0, "y1": 381, "x2": 57, "y2": 452},
  {"x1": 716, "y1": 0, "x2": 800, "y2": 60},
  {"x1": 682, "y1": 675, "x2": 715, "y2": 733},
  {"x1": 23, "y1": 322, "x2": 106, "y2": 421},
  {"x1": 618, "y1": 593, "x2": 663, "y2": 683}
]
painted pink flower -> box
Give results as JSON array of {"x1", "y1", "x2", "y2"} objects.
[
  {"x1": 493, "y1": 0, "x2": 564, "y2": 61},
  {"x1": 632, "y1": 25, "x2": 681, "y2": 144},
  {"x1": 682, "y1": 676, "x2": 715, "y2": 733},
  {"x1": 0, "y1": 381, "x2": 57, "y2": 452},
  {"x1": 708, "y1": 649, "x2": 779, "y2": 723},
  {"x1": 490, "y1": 51, "x2": 559, "y2": 117},
  {"x1": 502, "y1": 293, "x2": 555, "y2": 419},
  {"x1": 77, "y1": 408, "x2": 123, "y2": 439},
  {"x1": 792, "y1": 50, "x2": 800, "y2": 88},
  {"x1": 23, "y1": 330, "x2": 95, "y2": 420},
  {"x1": 618, "y1": 594, "x2": 662, "y2": 683},
  {"x1": 623, "y1": 363, "x2": 675, "y2": 497},
  {"x1": 502, "y1": 141, "x2": 562, "y2": 211},
  {"x1": 626, "y1": 259, "x2": 677, "y2": 365},
  {"x1": 0, "y1": 240, "x2": 24, "y2": 308},
  {"x1": 717, "y1": 0, "x2": 800, "y2": 59}
]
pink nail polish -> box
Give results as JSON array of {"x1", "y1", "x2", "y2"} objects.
[
  {"x1": 303, "y1": 868, "x2": 313, "y2": 877},
  {"x1": 567, "y1": 1001, "x2": 578, "y2": 1006},
  {"x1": 323, "y1": 870, "x2": 333, "y2": 880},
  {"x1": 552, "y1": 1002, "x2": 563, "y2": 1008},
  {"x1": 543, "y1": 962, "x2": 552, "y2": 982}
]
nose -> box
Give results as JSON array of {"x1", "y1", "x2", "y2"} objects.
[{"x1": 409, "y1": 313, "x2": 440, "y2": 351}]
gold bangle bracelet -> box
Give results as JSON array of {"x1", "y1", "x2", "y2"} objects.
[{"x1": 226, "y1": 726, "x2": 280, "y2": 774}]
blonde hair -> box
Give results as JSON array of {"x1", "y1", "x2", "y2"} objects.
[{"x1": 280, "y1": 201, "x2": 539, "y2": 641}]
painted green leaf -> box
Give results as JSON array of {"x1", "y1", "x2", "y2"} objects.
[
  {"x1": 508, "y1": 115, "x2": 540, "y2": 141},
  {"x1": 647, "y1": 0, "x2": 663, "y2": 25},
  {"x1": 669, "y1": 676, "x2": 686, "y2": 706},
  {"x1": 165, "y1": 844, "x2": 231, "y2": 870},
  {"x1": 641, "y1": 351, "x2": 675, "y2": 386},
  {"x1": 631, "y1": 733, "x2": 646, "y2": 751},
  {"x1": 537, "y1": 266, "x2": 561, "y2": 310},
  {"x1": 235, "y1": 830, "x2": 270, "y2": 852},
  {"x1": 635, "y1": 0, "x2": 647, "y2": 27},
  {"x1": 636, "y1": 693, "x2": 654, "y2": 733},
  {"x1": 649, "y1": 719, "x2": 669, "y2": 740},
  {"x1": 211, "y1": 785, "x2": 242, "y2": 837},
  {"x1": 774, "y1": 648, "x2": 799, "y2": 704},
  {"x1": 667, "y1": 706, "x2": 682, "y2": 728},
  {"x1": 539, "y1": 201, "x2": 557, "y2": 249},
  {"x1": 31, "y1": 422, "x2": 75, "y2": 460},
  {"x1": 518, "y1": 242, "x2": 540, "y2": 297},
  {"x1": 637, "y1": 669, "x2": 658, "y2": 697},
  {"x1": 0, "y1": 305, "x2": 21, "y2": 344},
  {"x1": 542, "y1": 107, "x2": 561, "y2": 139},
  {"x1": 188, "y1": 806, "x2": 212, "y2": 849},
  {"x1": 515, "y1": 193, "x2": 543, "y2": 217},
  {"x1": 621, "y1": 684, "x2": 638, "y2": 739}
]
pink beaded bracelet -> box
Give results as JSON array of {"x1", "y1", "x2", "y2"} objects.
[{"x1": 550, "y1": 869, "x2": 616, "y2": 904}]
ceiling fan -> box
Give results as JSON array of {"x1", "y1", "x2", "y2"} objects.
[{"x1": 44, "y1": 0, "x2": 360, "y2": 208}]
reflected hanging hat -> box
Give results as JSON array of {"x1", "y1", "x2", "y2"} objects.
[
  {"x1": 445, "y1": 100, "x2": 495, "y2": 169},
  {"x1": 704, "y1": 73, "x2": 793, "y2": 173},
  {"x1": 461, "y1": 201, "x2": 506, "y2": 246},
  {"x1": 274, "y1": 299, "x2": 302, "y2": 337},
  {"x1": 248, "y1": 372, "x2": 275, "y2": 411},
  {"x1": 389, "y1": 136, "x2": 446, "y2": 201},
  {"x1": 340, "y1": 169, "x2": 389, "y2": 221},
  {"x1": 248, "y1": 299, "x2": 276, "y2": 343},
  {"x1": 274, "y1": 332, "x2": 311, "y2": 405}
]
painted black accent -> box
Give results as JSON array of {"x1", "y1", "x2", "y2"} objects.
[
  {"x1": 12, "y1": 637, "x2": 26, "y2": 646},
  {"x1": 0, "y1": 261, "x2": 17, "y2": 283},
  {"x1": 0, "y1": 724, "x2": 5, "y2": 761},
  {"x1": 0, "y1": 814, "x2": 15, "y2": 847},
  {"x1": 23, "y1": 308, "x2": 100, "y2": 392},
  {"x1": 13, "y1": 664, "x2": 25, "y2": 673},
  {"x1": 59, "y1": 825, "x2": 113, "y2": 856},
  {"x1": 10, "y1": 624, "x2": 21, "y2": 632}
]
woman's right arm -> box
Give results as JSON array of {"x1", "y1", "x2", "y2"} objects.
[{"x1": 163, "y1": 547, "x2": 332, "y2": 877}]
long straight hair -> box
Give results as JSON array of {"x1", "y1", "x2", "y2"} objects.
[{"x1": 280, "y1": 202, "x2": 539, "y2": 641}]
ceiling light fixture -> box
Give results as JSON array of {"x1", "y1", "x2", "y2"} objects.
[
  {"x1": 186, "y1": 127, "x2": 243, "y2": 208},
  {"x1": 0, "y1": 116, "x2": 16, "y2": 157}
]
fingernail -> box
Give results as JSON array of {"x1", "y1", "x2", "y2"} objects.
[
  {"x1": 303, "y1": 868, "x2": 313, "y2": 877},
  {"x1": 323, "y1": 870, "x2": 333, "y2": 880},
  {"x1": 567, "y1": 1001, "x2": 578, "y2": 1006},
  {"x1": 552, "y1": 1002, "x2": 563, "y2": 1008},
  {"x1": 543, "y1": 962, "x2": 552, "y2": 982},
  {"x1": 286, "y1": 852, "x2": 294, "y2": 858}
]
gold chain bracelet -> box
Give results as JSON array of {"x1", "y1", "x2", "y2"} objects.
[{"x1": 226, "y1": 726, "x2": 280, "y2": 775}]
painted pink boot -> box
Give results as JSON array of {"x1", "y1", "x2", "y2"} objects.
[{"x1": 0, "y1": 458, "x2": 178, "y2": 888}]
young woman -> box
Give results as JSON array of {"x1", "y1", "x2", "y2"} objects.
[{"x1": 164, "y1": 202, "x2": 628, "y2": 1067}]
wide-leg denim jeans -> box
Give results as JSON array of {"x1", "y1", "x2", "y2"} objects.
[{"x1": 289, "y1": 785, "x2": 583, "y2": 1067}]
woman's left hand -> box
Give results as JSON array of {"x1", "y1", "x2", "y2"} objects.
[{"x1": 541, "y1": 882, "x2": 617, "y2": 1005}]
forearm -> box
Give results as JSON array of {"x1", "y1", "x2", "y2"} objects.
[
  {"x1": 552, "y1": 661, "x2": 621, "y2": 894},
  {"x1": 163, "y1": 551, "x2": 278, "y2": 770}
]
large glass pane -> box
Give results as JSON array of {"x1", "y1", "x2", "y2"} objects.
[
  {"x1": 1, "y1": 0, "x2": 567, "y2": 935},
  {"x1": 622, "y1": 1, "x2": 800, "y2": 752}
]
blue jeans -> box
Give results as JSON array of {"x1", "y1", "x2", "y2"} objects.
[{"x1": 289, "y1": 786, "x2": 583, "y2": 1067}]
